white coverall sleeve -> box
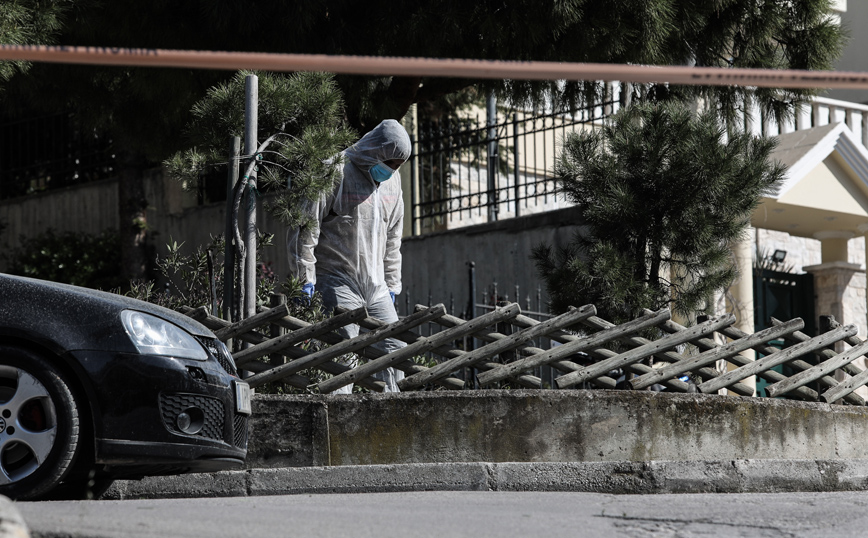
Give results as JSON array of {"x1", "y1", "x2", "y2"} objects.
[
  {"x1": 286, "y1": 194, "x2": 331, "y2": 286},
  {"x1": 384, "y1": 189, "x2": 404, "y2": 295}
]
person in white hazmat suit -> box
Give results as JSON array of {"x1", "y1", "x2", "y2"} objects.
[{"x1": 287, "y1": 119, "x2": 411, "y2": 393}]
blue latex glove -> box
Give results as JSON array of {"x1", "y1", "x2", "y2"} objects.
[
  {"x1": 389, "y1": 291, "x2": 396, "y2": 304},
  {"x1": 302, "y1": 283, "x2": 315, "y2": 298}
]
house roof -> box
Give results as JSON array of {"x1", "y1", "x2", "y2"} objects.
[{"x1": 752, "y1": 122, "x2": 868, "y2": 239}]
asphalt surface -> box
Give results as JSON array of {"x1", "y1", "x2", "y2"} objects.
[
  {"x1": 8, "y1": 458, "x2": 868, "y2": 537},
  {"x1": 18, "y1": 489, "x2": 868, "y2": 538}
]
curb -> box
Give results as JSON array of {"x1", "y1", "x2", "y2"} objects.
[
  {"x1": 103, "y1": 459, "x2": 868, "y2": 500},
  {"x1": 0, "y1": 496, "x2": 29, "y2": 538}
]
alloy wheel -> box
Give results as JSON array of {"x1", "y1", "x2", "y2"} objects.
[{"x1": 0, "y1": 366, "x2": 59, "y2": 485}]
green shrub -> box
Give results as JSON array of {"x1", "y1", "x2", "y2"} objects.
[{"x1": 5, "y1": 229, "x2": 125, "y2": 291}]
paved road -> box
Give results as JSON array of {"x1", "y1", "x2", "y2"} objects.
[{"x1": 19, "y1": 490, "x2": 868, "y2": 538}]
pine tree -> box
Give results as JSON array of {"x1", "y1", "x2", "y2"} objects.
[
  {"x1": 533, "y1": 102, "x2": 786, "y2": 323},
  {"x1": 164, "y1": 71, "x2": 356, "y2": 231},
  {"x1": 161, "y1": 71, "x2": 356, "y2": 309},
  {"x1": 0, "y1": 0, "x2": 67, "y2": 84}
]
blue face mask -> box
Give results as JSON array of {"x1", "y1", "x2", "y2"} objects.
[{"x1": 369, "y1": 163, "x2": 394, "y2": 183}]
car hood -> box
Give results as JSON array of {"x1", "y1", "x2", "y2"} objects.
[{"x1": 0, "y1": 273, "x2": 215, "y2": 353}]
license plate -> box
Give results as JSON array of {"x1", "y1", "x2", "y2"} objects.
[{"x1": 235, "y1": 381, "x2": 252, "y2": 415}]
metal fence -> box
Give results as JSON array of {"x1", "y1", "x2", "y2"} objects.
[
  {"x1": 0, "y1": 112, "x2": 115, "y2": 200},
  {"x1": 406, "y1": 88, "x2": 868, "y2": 237},
  {"x1": 409, "y1": 89, "x2": 623, "y2": 235}
]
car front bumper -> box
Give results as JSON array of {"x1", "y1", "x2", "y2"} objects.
[{"x1": 68, "y1": 349, "x2": 248, "y2": 475}]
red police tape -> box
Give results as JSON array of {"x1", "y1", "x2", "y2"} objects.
[{"x1": 3, "y1": 44, "x2": 868, "y2": 89}]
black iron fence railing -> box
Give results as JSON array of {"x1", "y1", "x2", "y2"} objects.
[
  {"x1": 410, "y1": 96, "x2": 619, "y2": 235},
  {"x1": 0, "y1": 113, "x2": 115, "y2": 201}
]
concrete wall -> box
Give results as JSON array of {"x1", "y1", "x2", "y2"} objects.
[
  {"x1": 399, "y1": 207, "x2": 586, "y2": 317},
  {"x1": 246, "y1": 390, "x2": 868, "y2": 468},
  {"x1": 0, "y1": 171, "x2": 297, "y2": 280},
  {"x1": 0, "y1": 177, "x2": 122, "y2": 255}
]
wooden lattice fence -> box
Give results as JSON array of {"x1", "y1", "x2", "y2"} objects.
[{"x1": 181, "y1": 301, "x2": 868, "y2": 405}]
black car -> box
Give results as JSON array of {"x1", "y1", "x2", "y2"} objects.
[{"x1": 0, "y1": 273, "x2": 250, "y2": 500}]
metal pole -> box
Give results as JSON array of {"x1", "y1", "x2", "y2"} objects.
[
  {"x1": 223, "y1": 136, "x2": 240, "y2": 323},
  {"x1": 486, "y1": 93, "x2": 498, "y2": 223},
  {"x1": 243, "y1": 74, "x2": 258, "y2": 320},
  {"x1": 410, "y1": 134, "x2": 418, "y2": 236},
  {"x1": 512, "y1": 113, "x2": 520, "y2": 218},
  {"x1": 468, "y1": 261, "x2": 476, "y2": 327},
  {"x1": 537, "y1": 285, "x2": 541, "y2": 316},
  {"x1": 467, "y1": 260, "x2": 478, "y2": 388}
]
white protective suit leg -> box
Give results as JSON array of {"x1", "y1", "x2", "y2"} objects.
[
  {"x1": 319, "y1": 277, "x2": 406, "y2": 394},
  {"x1": 365, "y1": 289, "x2": 406, "y2": 392}
]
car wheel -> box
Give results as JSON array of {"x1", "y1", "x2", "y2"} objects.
[{"x1": 0, "y1": 346, "x2": 82, "y2": 501}]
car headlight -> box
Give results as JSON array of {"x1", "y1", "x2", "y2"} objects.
[{"x1": 120, "y1": 310, "x2": 208, "y2": 360}]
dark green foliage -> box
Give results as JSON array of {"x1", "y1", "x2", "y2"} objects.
[
  {"x1": 319, "y1": 0, "x2": 844, "y2": 129},
  {"x1": 0, "y1": 0, "x2": 68, "y2": 84},
  {"x1": 5, "y1": 229, "x2": 124, "y2": 290},
  {"x1": 164, "y1": 71, "x2": 356, "y2": 230},
  {"x1": 683, "y1": 0, "x2": 846, "y2": 128},
  {"x1": 126, "y1": 233, "x2": 325, "y2": 325},
  {"x1": 534, "y1": 102, "x2": 786, "y2": 323},
  {"x1": 127, "y1": 234, "x2": 279, "y2": 316}
]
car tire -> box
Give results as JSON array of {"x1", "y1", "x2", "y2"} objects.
[
  {"x1": 43, "y1": 459, "x2": 115, "y2": 501},
  {"x1": 0, "y1": 346, "x2": 82, "y2": 501},
  {"x1": 44, "y1": 473, "x2": 115, "y2": 501}
]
